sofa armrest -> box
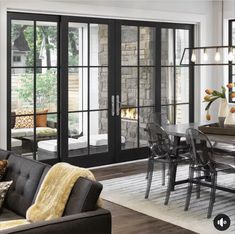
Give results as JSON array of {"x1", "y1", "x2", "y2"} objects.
[{"x1": 1, "y1": 208, "x2": 111, "y2": 234}]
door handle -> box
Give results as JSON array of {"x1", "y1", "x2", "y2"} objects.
[
  {"x1": 111, "y1": 95, "x2": 115, "y2": 116},
  {"x1": 116, "y1": 95, "x2": 120, "y2": 116}
]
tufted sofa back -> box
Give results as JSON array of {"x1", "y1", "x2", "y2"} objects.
[
  {"x1": 4, "y1": 153, "x2": 46, "y2": 217},
  {"x1": 0, "y1": 150, "x2": 103, "y2": 220}
]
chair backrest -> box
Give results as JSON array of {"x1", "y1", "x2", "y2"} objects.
[
  {"x1": 145, "y1": 122, "x2": 171, "y2": 157},
  {"x1": 148, "y1": 112, "x2": 170, "y2": 128},
  {"x1": 186, "y1": 128, "x2": 215, "y2": 169}
]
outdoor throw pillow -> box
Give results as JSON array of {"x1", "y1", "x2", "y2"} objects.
[
  {"x1": 0, "y1": 160, "x2": 8, "y2": 181},
  {"x1": 36, "y1": 109, "x2": 48, "y2": 127},
  {"x1": 15, "y1": 110, "x2": 34, "y2": 129},
  {"x1": 0, "y1": 181, "x2": 13, "y2": 213}
]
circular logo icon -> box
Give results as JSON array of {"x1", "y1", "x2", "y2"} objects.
[{"x1": 213, "y1": 214, "x2": 230, "y2": 231}]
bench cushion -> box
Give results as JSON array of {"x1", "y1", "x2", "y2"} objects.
[
  {"x1": 79, "y1": 134, "x2": 126, "y2": 146},
  {"x1": 11, "y1": 138, "x2": 22, "y2": 148},
  {"x1": 38, "y1": 138, "x2": 87, "y2": 152}
]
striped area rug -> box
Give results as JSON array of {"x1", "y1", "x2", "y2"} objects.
[{"x1": 101, "y1": 165, "x2": 235, "y2": 234}]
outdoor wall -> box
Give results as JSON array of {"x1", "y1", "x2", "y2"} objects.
[{"x1": 0, "y1": 0, "x2": 222, "y2": 148}]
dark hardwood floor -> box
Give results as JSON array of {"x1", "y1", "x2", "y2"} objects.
[{"x1": 91, "y1": 160, "x2": 196, "y2": 234}]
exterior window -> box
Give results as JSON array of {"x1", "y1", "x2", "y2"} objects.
[
  {"x1": 161, "y1": 27, "x2": 193, "y2": 124},
  {"x1": 13, "y1": 55, "x2": 21, "y2": 62}
]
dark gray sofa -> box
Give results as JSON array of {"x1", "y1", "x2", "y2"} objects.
[{"x1": 0, "y1": 149, "x2": 111, "y2": 234}]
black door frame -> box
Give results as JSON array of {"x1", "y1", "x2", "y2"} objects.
[
  {"x1": 60, "y1": 16, "x2": 116, "y2": 167},
  {"x1": 7, "y1": 12, "x2": 194, "y2": 167}
]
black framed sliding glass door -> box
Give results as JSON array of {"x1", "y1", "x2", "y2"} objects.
[
  {"x1": 115, "y1": 21, "x2": 159, "y2": 161},
  {"x1": 7, "y1": 12, "x2": 194, "y2": 167},
  {"x1": 60, "y1": 17, "x2": 116, "y2": 166},
  {"x1": 115, "y1": 21, "x2": 194, "y2": 161}
]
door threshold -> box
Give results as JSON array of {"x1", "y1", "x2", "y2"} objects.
[{"x1": 89, "y1": 158, "x2": 148, "y2": 170}]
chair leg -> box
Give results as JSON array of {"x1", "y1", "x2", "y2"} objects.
[
  {"x1": 196, "y1": 170, "x2": 201, "y2": 199},
  {"x1": 207, "y1": 172, "x2": 217, "y2": 219},
  {"x1": 170, "y1": 163, "x2": 178, "y2": 191},
  {"x1": 162, "y1": 163, "x2": 166, "y2": 186},
  {"x1": 184, "y1": 166, "x2": 194, "y2": 211},
  {"x1": 164, "y1": 163, "x2": 174, "y2": 205},
  {"x1": 146, "y1": 157, "x2": 151, "y2": 179},
  {"x1": 145, "y1": 158, "x2": 154, "y2": 199}
]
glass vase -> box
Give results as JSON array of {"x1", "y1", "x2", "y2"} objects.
[
  {"x1": 224, "y1": 111, "x2": 235, "y2": 128},
  {"x1": 218, "y1": 98, "x2": 229, "y2": 127}
]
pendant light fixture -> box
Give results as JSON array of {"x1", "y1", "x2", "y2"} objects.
[{"x1": 180, "y1": 0, "x2": 235, "y2": 65}]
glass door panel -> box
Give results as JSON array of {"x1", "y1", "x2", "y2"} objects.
[
  {"x1": 9, "y1": 16, "x2": 59, "y2": 161},
  {"x1": 67, "y1": 20, "x2": 112, "y2": 162},
  {"x1": 117, "y1": 24, "x2": 157, "y2": 159},
  {"x1": 160, "y1": 27, "x2": 192, "y2": 124}
]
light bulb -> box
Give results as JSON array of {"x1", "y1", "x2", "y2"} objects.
[
  {"x1": 191, "y1": 50, "x2": 196, "y2": 62},
  {"x1": 215, "y1": 49, "x2": 221, "y2": 62},
  {"x1": 203, "y1": 49, "x2": 208, "y2": 61},
  {"x1": 228, "y1": 48, "x2": 234, "y2": 61}
]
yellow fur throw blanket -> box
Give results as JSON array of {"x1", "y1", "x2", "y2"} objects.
[{"x1": 0, "y1": 163, "x2": 100, "y2": 230}]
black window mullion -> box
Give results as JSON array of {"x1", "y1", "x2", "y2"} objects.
[
  {"x1": 155, "y1": 26, "x2": 161, "y2": 114},
  {"x1": 7, "y1": 17, "x2": 12, "y2": 150},
  {"x1": 137, "y1": 27, "x2": 140, "y2": 148},
  {"x1": 173, "y1": 29, "x2": 176, "y2": 124},
  {"x1": 189, "y1": 25, "x2": 194, "y2": 122},
  {"x1": 87, "y1": 23, "x2": 90, "y2": 155},
  {"x1": 56, "y1": 20, "x2": 61, "y2": 161},
  {"x1": 60, "y1": 17, "x2": 69, "y2": 160},
  {"x1": 33, "y1": 20, "x2": 37, "y2": 160}
]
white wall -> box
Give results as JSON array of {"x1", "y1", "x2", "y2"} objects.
[{"x1": 0, "y1": 0, "x2": 223, "y2": 148}]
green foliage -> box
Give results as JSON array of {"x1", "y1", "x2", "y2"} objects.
[{"x1": 16, "y1": 70, "x2": 57, "y2": 109}]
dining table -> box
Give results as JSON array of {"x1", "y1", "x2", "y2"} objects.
[
  {"x1": 164, "y1": 122, "x2": 235, "y2": 194},
  {"x1": 165, "y1": 122, "x2": 235, "y2": 149}
]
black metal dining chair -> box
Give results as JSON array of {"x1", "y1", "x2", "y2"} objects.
[
  {"x1": 185, "y1": 128, "x2": 235, "y2": 218},
  {"x1": 145, "y1": 123, "x2": 189, "y2": 206}
]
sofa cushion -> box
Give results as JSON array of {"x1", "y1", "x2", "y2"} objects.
[
  {"x1": 63, "y1": 177, "x2": 102, "y2": 216},
  {"x1": 33, "y1": 166, "x2": 50, "y2": 203},
  {"x1": 0, "y1": 150, "x2": 11, "y2": 160},
  {"x1": 0, "y1": 208, "x2": 24, "y2": 222},
  {"x1": 4, "y1": 154, "x2": 46, "y2": 217}
]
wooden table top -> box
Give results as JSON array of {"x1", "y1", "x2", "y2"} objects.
[{"x1": 165, "y1": 122, "x2": 235, "y2": 146}]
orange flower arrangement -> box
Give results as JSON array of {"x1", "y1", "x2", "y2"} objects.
[
  {"x1": 204, "y1": 83, "x2": 235, "y2": 120},
  {"x1": 230, "y1": 107, "x2": 235, "y2": 113},
  {"x1": 227, "y1": 83, "x2": 235, "y2": 98}
]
